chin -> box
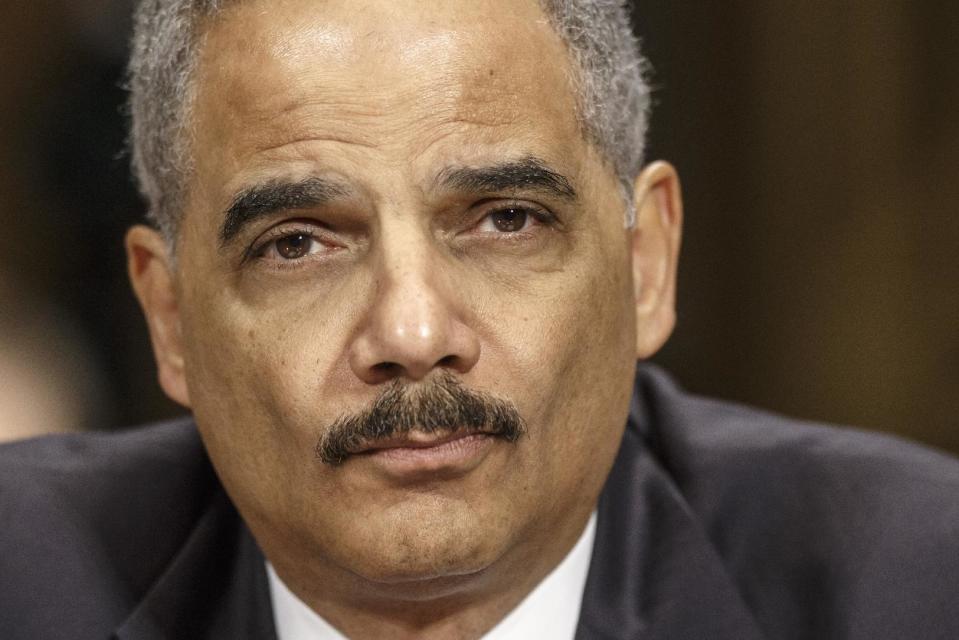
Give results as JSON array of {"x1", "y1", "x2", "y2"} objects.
[{"x1": 337, "y1": 500, "x2": 509, "y2": 589}]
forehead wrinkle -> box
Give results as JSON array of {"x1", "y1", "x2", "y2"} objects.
[
  {"x1": 232, "y1": 67, "x2": 491, "y2": 153},
  {"x1": 190, "y1": 0, "x2": 591, "y2": 227},
  {"x1": 202, "y1": 4, "x2": 569, "y2": 139},
  {"x1": 246, "y1": 85, "x2": 523, "y2": 165}
]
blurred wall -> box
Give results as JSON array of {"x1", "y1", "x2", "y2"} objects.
[
  {"x1": 0, "y1": 0, "x2": 178, "y2": 434},
  {"x1": 636, "y1": 2, "x2": 959, "y2": 452},
  {"x1": 0, "y1": 2, "x2": 956, "y2": 451}
]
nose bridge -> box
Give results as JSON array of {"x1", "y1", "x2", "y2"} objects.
[
  {"x1": 349, "y1": 215, "x2": 479, "y2": 383},
  {"x1": 377, "y1": 225, "x2": 447, "y2": 334}
]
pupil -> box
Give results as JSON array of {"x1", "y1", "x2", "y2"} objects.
[
  {"x1": 277, "y1": 234, "x2": 310, "y2": 259},
  {"x1": 492, "y1": 209, "x2": 527, "y2": 232}
]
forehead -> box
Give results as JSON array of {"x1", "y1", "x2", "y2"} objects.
[
  {"x1": 187, "y1": 0, "x2": 590, "y2": 200},
  {"x1": 197, "y1": 0, "x2": 570, "y2": 113}
]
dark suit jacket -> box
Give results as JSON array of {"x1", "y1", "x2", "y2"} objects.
[{"x1": 3, "y1": 365, "x2": 958, "y2": 639}]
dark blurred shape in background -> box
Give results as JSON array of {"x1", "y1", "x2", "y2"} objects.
[
  {"x1": 0, "y1": 276, "x2": 109, "y2": 442},
  {"x1": 1, "y1": 2, "x2": 956, "y2": 450},
  {"x1": 0, "y1": 0, "x2": 172, "y2": 437},
  {"x1": 636, "y1": 2, "x2": 959, "y2": 453}
]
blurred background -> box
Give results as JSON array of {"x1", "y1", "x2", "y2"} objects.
[{"x1": 0, "y1": 2, "x2": 956, "y2": 451}]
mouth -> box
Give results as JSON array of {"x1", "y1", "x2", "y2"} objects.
[
  {"x1": 358, "y1": 430, "x2": 489, "y2": 453},
  {"x1": 351, "y1": 430, "x2": 499, "y2": 478}
]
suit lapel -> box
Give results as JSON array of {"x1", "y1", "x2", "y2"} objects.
[
  {"x1": 112, "y1": 488, "x2": 277, "y2": 640},
  {"x1": 576, "y1": 424, "x2": 766, "y2": 640}
]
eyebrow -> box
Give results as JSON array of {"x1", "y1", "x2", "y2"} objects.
[
  {"x1": 220, "y1": 177, "x2": 351, "y2": 246},
  {"x1": 436, "y1": 156, "x2": 577, "y2": 202}
]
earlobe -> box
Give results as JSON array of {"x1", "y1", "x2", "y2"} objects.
[
  {"x1": 125, "y1": 226, "x2": 192, "y2": 407},
  {"x1": 630, "y1": 161, "x2": 683, "y2": 360}
]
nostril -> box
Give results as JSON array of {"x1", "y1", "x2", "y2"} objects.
[
  {"x1": 372, "y1": 362, "x2": 402, "y2": 377},
  {"x1": 437, "y1": 355, "x2": 458, "y2": 368}
]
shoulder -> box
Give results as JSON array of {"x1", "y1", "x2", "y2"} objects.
[
  {"x1": 1, "y1": 416, "x2": 205, "y2": 470},
  {"x1": 633, "y1": 364, "x2": 959, "y2": 524},
  {"x1": 633, "y1": 364, "x2": 959, "y2": 638},
  {"x1": 0, "y1": 418, "x2": 213, "y2": 526},
  {"x1": 635, "y1": 364, "x2": 959, "y2": 496},
  {"x1": 0, "y1": 418, "x2": 218, "y2": 637}
]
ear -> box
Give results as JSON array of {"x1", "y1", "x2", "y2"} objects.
[
  {"x1": 630, "y1": 161, "x2": 683, "y2": 360},
  {"x1": 126, "y1": 225, "x2": 191, "y2": 407}
]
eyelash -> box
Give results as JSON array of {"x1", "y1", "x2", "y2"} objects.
[
  {"x1": 471, "y1": 202, "x2": 558, "y2": 234},
  {"x1": 245, "y1": 223, "x2": 338, "y2": 265}
]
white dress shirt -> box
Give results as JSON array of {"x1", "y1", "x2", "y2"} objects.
[{"x1": 268, "y1": 512, "x2": 597, "y2": 640}]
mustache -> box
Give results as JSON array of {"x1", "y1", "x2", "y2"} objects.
[{"x1": 315, "y1": 372, "x2": 526, "y2": 465}]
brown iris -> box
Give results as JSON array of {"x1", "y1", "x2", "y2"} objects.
[
  {"x1": 490, "y1": 208, "x2": 528, "y2": 232},
  {"x1": 275, "y1": 234, "x2": 313, "y2": 260}
]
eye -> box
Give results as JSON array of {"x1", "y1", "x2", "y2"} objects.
[
  {"x1": 475, "y1": 206, "x2": 541, "y2": 234},
  {"x1": 271, "y1": 233, "x2": 319, "y2": 260},
  {"x1": 251, "y1": 227, "x2": 339, "y2": 263}
]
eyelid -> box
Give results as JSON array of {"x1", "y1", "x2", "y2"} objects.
[
  {"x1": 471, "y1": 199, "x2": 559, "y2": 230},
  {"x1": 243, "y1": 219, "x2": 336, "y2": 263}
]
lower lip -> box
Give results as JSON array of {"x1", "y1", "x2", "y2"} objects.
[{"x1": 359, "y1": 433, "x2": 496, "y2": 478}]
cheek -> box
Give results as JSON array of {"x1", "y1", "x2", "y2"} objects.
[
  {"x1": 541, "y1": 264, "x2": 636, "y2": 503},
  {"x1": 475, "y1": 233, "x2": 637, "y2": 478},
  {"x1": 482, "y1": 236, "x2": 636, "y2": 406},
  {"x1": 175, "y1": 284, "x2": 365, "y2": 530},
  {"x1": 177, "y1": 276, "x2": 359, "y2": 453},
  {"x1": 544, "y1": 257, "x2": 636, "y2": 428}
]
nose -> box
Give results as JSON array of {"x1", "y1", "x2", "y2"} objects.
[{"x1": 348, "y1": 243, "x2": 480, "y2": 385}]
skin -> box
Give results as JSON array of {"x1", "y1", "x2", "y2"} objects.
[{"x1": 127, "y1": 0, "x2": 682, "y2": 637}]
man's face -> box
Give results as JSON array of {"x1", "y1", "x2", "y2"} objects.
[{"x1": 131, "y1": 0, "x2": 679, "y2": 596}]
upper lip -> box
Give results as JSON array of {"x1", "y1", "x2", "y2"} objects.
[{"x1": 357, "y1": 430, "x2": 486, "y2": 453}]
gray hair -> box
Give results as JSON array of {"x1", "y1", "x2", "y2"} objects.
[{"x1": 127, "y1": 0, "x2": 651, "y2": 243}]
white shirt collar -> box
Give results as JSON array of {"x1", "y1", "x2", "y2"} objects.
[{"x1": 267, "y1": 512, "x2": 597, "y2": 640}]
